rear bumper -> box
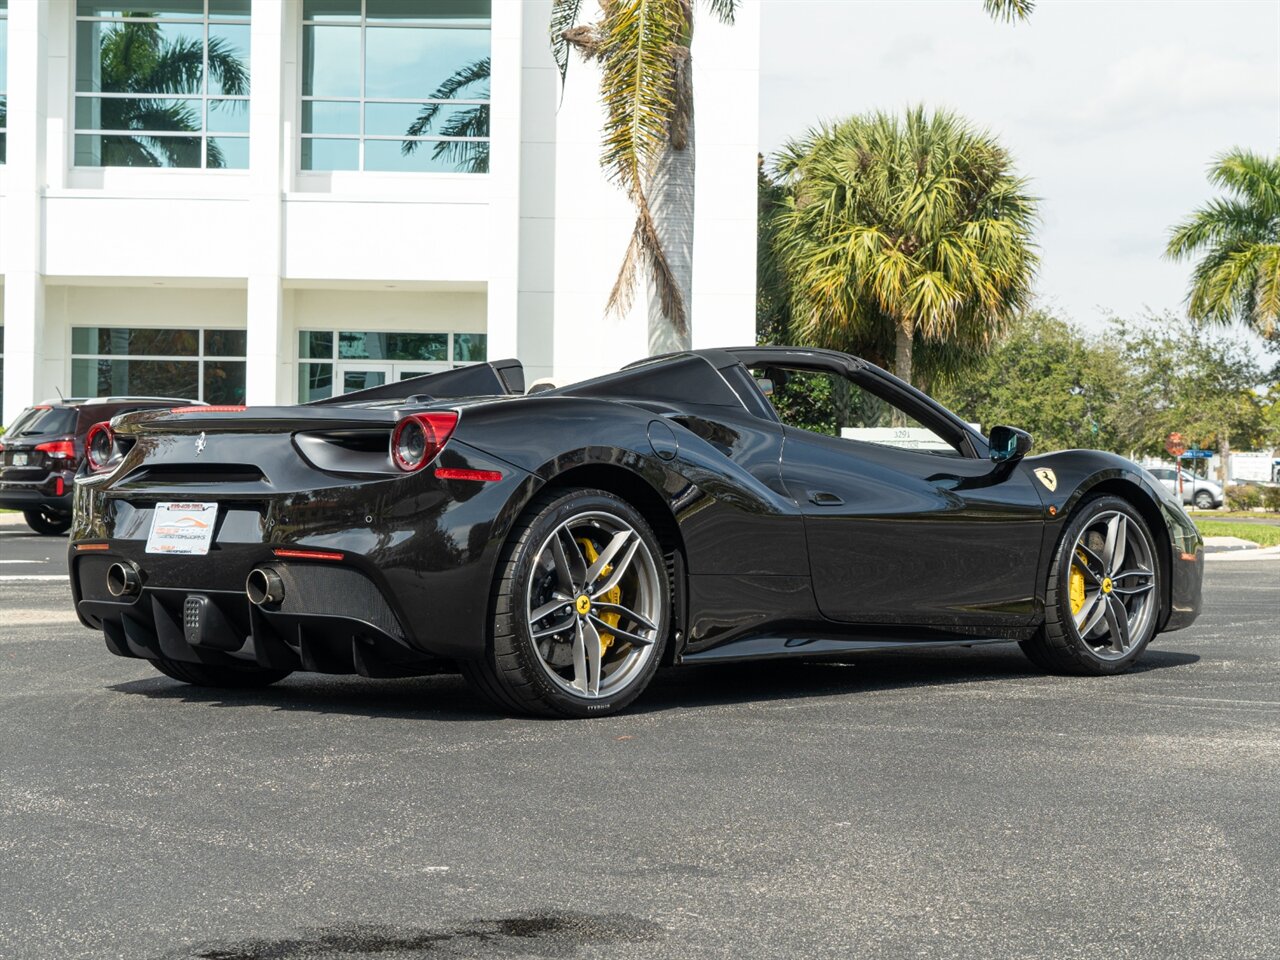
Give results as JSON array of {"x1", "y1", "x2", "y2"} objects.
[
  {"x1": 69, "y1": 439, "x2": 539, "y2": 671},
  {"x1": 0, "y1": 479, "x2": 73, "y2": 515}
]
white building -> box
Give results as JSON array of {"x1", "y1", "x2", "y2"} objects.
[{"x1": 0, "y1": 0, "x2": 760, "y2": 424}]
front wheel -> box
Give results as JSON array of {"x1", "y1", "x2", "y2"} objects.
[
  {"x1": 151, "y1": 658, "x2": 292, "y2": 688},
  {"x1": 24, "y1": 508, "x2": 72, "y2": 535},
  {"x1": 1020, "y1": 496, "x2": 1161, "y2": 675},
  {"x1": 462, "y1": 488, "x2": 670, "y2": 717}
]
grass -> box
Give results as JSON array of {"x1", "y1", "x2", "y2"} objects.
[
  {"x1": 1189, "y1": 510, "x2": 1280, "y2": 520},
  {"x1": 1195, "y1": 520, "x2": 1280, "y2": 547}
]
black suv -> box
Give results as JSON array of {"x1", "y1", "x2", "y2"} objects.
[{"x1": 1, "y1": 396, "x2": 202, "y2": 535}]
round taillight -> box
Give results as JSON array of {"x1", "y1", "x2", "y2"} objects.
[
  {"x1": 391, "y1": 412, "x2": 458, "y2": 472},
  {"x1": 86, "y1": 421, "x2": 115, "y2": 472}
]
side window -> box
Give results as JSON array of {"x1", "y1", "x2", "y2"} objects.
[
  {"x1": 1150, "y1": 469, "x2": 1174, "y2": 481},
  {"x1": 750, "y1": 366, "x2": 963, "y2": 457}
]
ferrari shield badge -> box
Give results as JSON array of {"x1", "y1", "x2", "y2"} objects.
[{"x1": 1034, "y1": 468, "x2": 1057, "y2": 492}]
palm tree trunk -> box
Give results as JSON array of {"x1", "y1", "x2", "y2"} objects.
[
  {"x1": 1219, "y1": 427, "x2": 1231, "y2": 490},
  {"x1": 894, "y1": 322, "x2": 914, "y2": 386},
  {"x1": 647, "y1": 74, "x2": 695, "y2": 354}
]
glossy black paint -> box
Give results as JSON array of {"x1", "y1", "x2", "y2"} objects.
[{"x1": 68, "y1": 348, "x2": 1203, "y2": 682}]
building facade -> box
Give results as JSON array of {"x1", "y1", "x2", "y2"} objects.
[{"x1": 0, "y1": 0, "x2": 760, "y2": 424}]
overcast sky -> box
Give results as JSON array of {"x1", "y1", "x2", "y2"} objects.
[{"x1": 758, "y1": 0, "x2": 1280, "y2": 359}]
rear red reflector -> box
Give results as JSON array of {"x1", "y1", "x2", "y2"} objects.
[
  {"x1": 75, "y1": 543, "x2": 111, "y2": 552},
  {"x1": 272, "y1": 548, "x2": 344, "y2": 562},
  {"x1": 170, "y1": 405, "x2": 245, "y2": 414},
  {"x1": 434, "y1": 467, "x2": 503, "y2": 482},
  {"x1": 35, "y1": 440, "x2": 75, "y2": 458},
  {"x1": 55, "y1": 477, "x2": 65, "y2": 496}
]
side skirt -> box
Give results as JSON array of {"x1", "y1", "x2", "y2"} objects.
[{"x1": 676, "y1": 634, "x2": 1016, "y2": 665}]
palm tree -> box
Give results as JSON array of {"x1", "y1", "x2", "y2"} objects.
[
  {"x1": 401, "y1": 57, "x2": 491, "y2": 174},
  {"x1": 551, "y1": 0, "x2": 1035, "y2": 349},
  {"x1": 1166, "y1": 149, "x2": 1280, "y2": 343},
  {"x1": 769, "y1": 108, "x2": 1039, "y2": 389},
  {"x1": 88, "y1": 19, "x2": 248, "y2": 168}
]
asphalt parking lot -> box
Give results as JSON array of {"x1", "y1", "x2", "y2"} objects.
[{"x1": 2, "y1": 522, "x2": 1278, "y2": 960}]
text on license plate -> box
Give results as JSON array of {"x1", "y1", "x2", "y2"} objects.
[
  {"x1": 146, "y1": 502, "x2": 218, "y2": 555},
  {"x1": 11, "y1": 454, "x2": 28, "y2": 466}
]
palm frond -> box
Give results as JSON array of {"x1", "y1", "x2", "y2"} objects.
[
  {"x1": 983, "y1": 0, "x2": 1035, "y2": 22},
  {"x1": 702, "y1": 0, "x2": 739, "y2": 24},
  {"x1": 595, "y1": 0, "x2": 691, "y2": 331},
  {"x1": 550, "y1": 0, "x2": 585, "y2": 87},
  {"x1": 403, "y1": 57, "x2": 490, "y2": 143}
]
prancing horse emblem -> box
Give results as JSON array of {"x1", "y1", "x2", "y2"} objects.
[
  {"x1": 1034, "y1": 467, "x2": 1057, "y2": 492},
  {"x1": 195, "y1": 432, "x2": 207, "y2": 456}
]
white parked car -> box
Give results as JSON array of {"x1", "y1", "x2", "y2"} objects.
[{"x1": 1149, "y1": 467, "x2": 1223, "y2": 509}]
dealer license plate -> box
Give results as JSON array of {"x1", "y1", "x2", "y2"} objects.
[
  {"x1": 146, "y1": 502, "x2": 218, "y2": 555},
  {"x1": 12, "y1": 453, "x2": 28, "y2": 466}
]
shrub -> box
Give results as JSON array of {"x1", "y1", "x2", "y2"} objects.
[
  {"x1": 1226, "y1": 486, "x2": 1264, "y2": 511},
  {"x1": 1262, "y1": 486, "x2": 1280, "y2": 513}
]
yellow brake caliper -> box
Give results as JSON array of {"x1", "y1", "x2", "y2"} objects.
[
  {"x1": 1069, "y1": 550, "x2": 1088, "y2": 615},
  {"x1": 578, "y1": 539, "x2": 622, "y2": 655}
]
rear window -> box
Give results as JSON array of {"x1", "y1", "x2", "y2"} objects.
[{"x1": 5, "y1": 406, "x2": 79, "y2": 437}]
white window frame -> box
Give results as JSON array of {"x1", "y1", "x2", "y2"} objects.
[
  {"x1": 298, "y1": 0, "x2": 491, "y2": 174},
  {"x1": 72, "y1": 1, "x2": 251, "y2": 170},
  {"x1": 70, "y1": 327, "x2": 247, "y2": 403}
]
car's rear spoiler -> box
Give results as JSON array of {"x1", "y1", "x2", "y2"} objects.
[{"x1": 306, "y1": 359, "x2": 525, "y2": 406}]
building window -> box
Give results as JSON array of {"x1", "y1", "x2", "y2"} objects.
[
  {"x1": 300, "y1": 0, "x2": 490, "y2": 174},
  {"x1": 298, "y1": 329, "x2": 487, "y2": 401},
  {"x1": 0, "y1": 0, "x2": 8, "y2": 165},
  {"x1": 73, "y1": 1, "x2": 251, "y2": 169},
  {"x1": 71, "y1": 327, "x2": 247, "y2": 403}
]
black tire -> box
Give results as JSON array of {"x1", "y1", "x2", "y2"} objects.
[
  {"x1": 1193, "y1": 491, "x2": 1214, "y2": 510},
  {"x1": 151, "y1": 658, "x2": 292, "y2": 688},
  {"x1": 1020, "y1": 495, "x2": 1161, "y2": 675},
  {"x1": 24, "y1": 508, "x2": 71, "y2": 535},
  {"x1": 461, "y1": 487, "x2": 670, "y2": 718}
]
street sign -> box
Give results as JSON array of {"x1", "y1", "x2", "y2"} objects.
[{"x1": 1179, "y1": 450, "x2": 1213, "y2": 459}]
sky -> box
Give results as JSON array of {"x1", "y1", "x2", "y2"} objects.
[{"x1": 757, "y1": 0, "x2": 1280, "y2": 362}]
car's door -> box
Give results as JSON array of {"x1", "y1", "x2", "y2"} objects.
[{"x1": 754, "y1": 364, "x2": 1047, "y2": 630}]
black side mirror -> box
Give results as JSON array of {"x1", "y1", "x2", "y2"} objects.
[{"x1": 989, "y1": 425, "x2": 1033, "y2": 463}]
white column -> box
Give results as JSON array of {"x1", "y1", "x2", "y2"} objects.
[
  {"x1": 485, "y1": 0, "x2": 524, "y2": 364},
  {"x1": 2, "y1": 0, "x2": 49, "y2": 424},
  {"x1": 244, "y1": 0, "x2": 287, "y2": 405},
  {"x1": 515, "y1": 0, "x2": 557, "y2": 382},
  {"x1": 690, "y1": 0, "x2": 760, "y2": 350}
]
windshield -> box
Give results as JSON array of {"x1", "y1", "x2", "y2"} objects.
[{"x1": 5, "y1": 406, "x2": 79, "y2": 437}]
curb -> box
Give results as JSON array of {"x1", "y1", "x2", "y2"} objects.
[{"x1": 1204, "y1": 546, "x2": 1280, "y2": 563}]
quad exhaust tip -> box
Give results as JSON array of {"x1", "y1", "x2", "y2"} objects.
[
  {"x1": 246, "y1": 567, "x2": 285, "y2": 607},
  {"x1": 106, "y1": 561, "x2": 141, "y2": 598}
]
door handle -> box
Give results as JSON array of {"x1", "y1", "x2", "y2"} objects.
[{"x1": 808, "y1": 491, "x2": 845, "y2": 506}]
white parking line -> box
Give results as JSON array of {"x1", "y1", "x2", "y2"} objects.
[{"x1": 0, "y1": 575, "x2": 69, "y2": 582}]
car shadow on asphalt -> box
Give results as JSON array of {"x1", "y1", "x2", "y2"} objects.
[
  {"x1": 633, "y1": 644, "x2": 1201, "y2": 714},
  {"x1": 107, "y1": 643, "x2": 1200, "y2": 720}
]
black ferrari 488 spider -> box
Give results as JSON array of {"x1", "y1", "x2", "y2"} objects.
[{"x1": 69, "y1": 347, "x2": 1203, "y2": 716}]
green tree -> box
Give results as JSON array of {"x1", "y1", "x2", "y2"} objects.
[
  {"x1": 935, "y1": 311, "x2": 1126, "y2": 453},
  {"x1": 1165, "y1": 149, "x2": 1280, "y2": 343},
  {"x1": 555, "y1": 0, "x2": 1033, "y2": 346},
  {"x1": 1113, "y1": 313, "x2": 1265, "y2": 483},
  {"x1": 88, "y1": 19, "x2": 248, "y2": 168},
  {"x1": 768, "y1": 107, "x2": 1039, "y2": 389}
]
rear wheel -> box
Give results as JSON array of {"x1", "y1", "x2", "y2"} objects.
[
  {"x1": 151, "y1": 658, "x2": 292, "y2": 688},
  {"x1": 1020, "y1": 495, "x2": 1161, "y2": 675},
  {"x1": 24, "y1": 508, "x2": 71, "y2": 536},
  {"x1": 462, "y1": 488, "x2": 669, "y2": 717},
  {"x1": 1193, "y1": 490, "x2": 1215, "y2": 510}
]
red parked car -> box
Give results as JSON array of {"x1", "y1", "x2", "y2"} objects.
[{"x1": 1, "y1": 396, "x2": 202, "y2": 535}]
